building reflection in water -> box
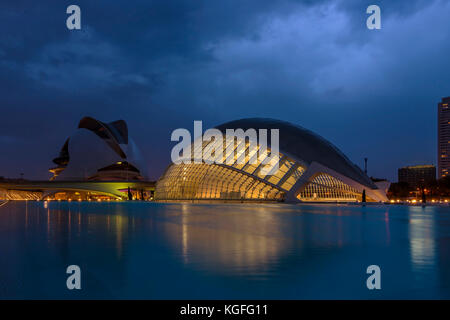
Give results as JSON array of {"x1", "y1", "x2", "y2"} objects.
[
  {"x1": 165, "y1": 203, "x2": 294, "y2": 277},
  {"x1": 407, "y1": 205, "x2": 438, "y2": 293},
  {"x1": 0, "y1": 201, "x2": 403, "y2": 298},
  {"x1": 160, "y1": 203, "x2": 387, "y2": 278},
  {"x1": 14, "y1": 202, "x2": 392, "y2": 276},
  {"x1": 11, "y1": 201, "x2": 133, "y2": 293},
  {"x1": 408, "y1": 206, "x2": 437, "y2": 271}
]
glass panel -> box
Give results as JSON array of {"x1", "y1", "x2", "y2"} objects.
[
  {"x1": 154, "y1": 162, "x2": 285, "y2": 201},
  {"x1": 225, "y1": 138, "x2": 245, "y2": 165},
  {"x1": 280, "y1": 166, "x2": 306, "y2": 191},
  {"x1": 297, "y1": 173, "x2": 359, "y2": 202}
]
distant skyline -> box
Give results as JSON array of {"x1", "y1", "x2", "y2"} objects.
[{"x1": 1, "y1": 0, "x2": 449, "y2": 181}]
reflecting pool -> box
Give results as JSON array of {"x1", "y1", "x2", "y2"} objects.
[{"x1": 0, "y1": 201, "x2": 449, "y2": 299}]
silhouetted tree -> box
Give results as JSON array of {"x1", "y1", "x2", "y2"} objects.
[{"x1": 388, "y1": 182, "x2": 411, "y2": 198}]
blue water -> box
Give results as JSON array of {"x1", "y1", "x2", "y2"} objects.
[{"x1": 0, "y1": 201, "x2": 449, "y2": 299}]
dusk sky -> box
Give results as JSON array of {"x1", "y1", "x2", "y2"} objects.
[{"x1": 1, "y1": 0, "x2": 449, "y2": 181}]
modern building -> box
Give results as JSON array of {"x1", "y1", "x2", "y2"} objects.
[
  {"x1": 155, "y1": 118, "x2": 389, "y2": 203},
  {"x1": 398, "y1": 165, "x2": 436, "y2": 189},
  {"x1": 0, "y1": 117, "x2": 154, "y2": 201},
  {"x1": 50, "y1": 116, "x2": 146, "y2": 181},
  {"x1": 438, "y1": 97, "x2": 450, "y2": 178}
]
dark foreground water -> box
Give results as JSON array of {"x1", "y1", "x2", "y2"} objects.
[{"x1": 0, "y1": 201, "x2": 449, "y2": 299}]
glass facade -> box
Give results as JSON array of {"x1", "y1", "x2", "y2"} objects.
[
  {"x1": 156, "y1": 136, "x2": 307, "y2": 201},
  {"x1": 155, "y1": 163, "x2": 284, "y2": 200},
  {"x1": 297, "y1": 173, "x2": 361, "y2": 202},
  {"x1": 156, "y1": 133, "x2": 374, "y2": 202}
]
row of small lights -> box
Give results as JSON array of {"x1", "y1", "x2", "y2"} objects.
[
  {"x1": 389, "y1": 199, "x2": 449, "y2": 203},
  {"x1": 39, "y1": 198, "x2": 152, "y2": 202},
  {"x1": 41, "y1": 198, "x2": 122, "y2": 202}
]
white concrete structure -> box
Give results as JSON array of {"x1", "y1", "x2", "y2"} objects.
[{"x1": 50, "y1": 117, "x2": 146, "y2": 181}]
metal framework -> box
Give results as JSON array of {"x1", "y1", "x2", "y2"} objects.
[{"x1": 155, "y1": 133, "x2": 387, "y2": 202}]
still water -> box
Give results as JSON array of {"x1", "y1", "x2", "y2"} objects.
[{"x1": 0, "y1": 201, "x2": 449, "y2": 299}]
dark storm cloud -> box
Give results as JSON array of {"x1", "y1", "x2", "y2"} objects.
[{"x1": 0, "y1": 0, "x2": 449, "y2": 180}]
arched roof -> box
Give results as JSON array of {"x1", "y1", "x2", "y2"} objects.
[
  {"x1": 50, "y1": 116, "x2": 148, "y2": 181},
  {"x1": 215, "y1": 118, "x2": 376, "y2": 189},
  {"x1": 78, "y1": 117, "x2": 128, "y2": 158}
]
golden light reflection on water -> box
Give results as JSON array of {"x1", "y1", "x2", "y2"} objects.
[
  {"x1": 181, "y1": 204, "x2": 189, "y2": 264},
  {"x1": 4, "y1": 202, "x2": 396, "y2": 280},
  {"x1": 408, "y1": 206, "x2": 437, "y2": 271},
  {"x1": 154, "y1": 203, "x2": 397, "y2": 278},
  {"x1": 23, "y1": 202, "x2": 132, "y2": 261},
  {"x1": 2, "y1": 201, "x2": 447, "y2": 299},
  {"x1": 384, "y1": 211, "x2": 390, "y2": 245},
  {"x1": 115, "y1": 215, "x2": 127, "y2": 258},
  {"x1": 164, "y1": 204, "x2": 295, "y2": 276}
]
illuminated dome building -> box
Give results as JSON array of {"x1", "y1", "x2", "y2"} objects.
[
  {"x1": 50, "y1": 117, "x2": 146, "y2": 181},
  {"x1": 155, "y1": 118, "x2": 388, "y2": 203}
]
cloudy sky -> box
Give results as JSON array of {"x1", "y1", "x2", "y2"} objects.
[{"x1": 1, "y1": 0, "x2": 449, "y2": 181}]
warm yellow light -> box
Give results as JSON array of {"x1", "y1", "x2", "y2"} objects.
[
  {"x1": 390, "y1": 200, "x2": 395, "y2": 203},
  {"x1": 412, "y1": 199, "x2": 417, "y2": 203}
]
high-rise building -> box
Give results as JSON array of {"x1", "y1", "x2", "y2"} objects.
[
  {"x1": 438, "y1": 97, "x2": 450, "y2": 178},
  {"x1": 398, "y1": 165, "x2": 436, "y2": 189}
]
